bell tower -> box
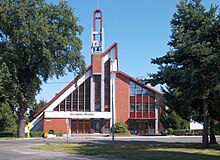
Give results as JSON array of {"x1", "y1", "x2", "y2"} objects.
[{"x1": 91, "y1": 9, "x2": 105, "y2": 54}]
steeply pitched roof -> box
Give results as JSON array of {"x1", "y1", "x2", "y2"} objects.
[
  {"x1": 101, "y1": 42, "x2": 118, "y2": 59},
  {"x1": 33, "y1": 43, "x2": 162, "y2": 118},
  {"x1": 33, "y1": 43, "x2": 118, "y2": 118},
  {"x1": 115, "y1": 70, "x2": 163, "y2": 96},
  {"x1": 33, "y1": 64, "x2": 93, "y2": 118}
]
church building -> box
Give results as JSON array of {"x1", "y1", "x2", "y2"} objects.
[{"x1": 31, "y1": 9, "x2": 164, "y2": 135}]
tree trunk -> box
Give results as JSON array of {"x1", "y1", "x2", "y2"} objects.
[
  {"x1": 202, "y1": 98, "x2": 209, "y2": 148},
  {"x1": 17, "y1": 103, "x2": 27, "y2": 137},
  {"x1": 210, "y1": 119, "x2": 218, "y2": 144}
]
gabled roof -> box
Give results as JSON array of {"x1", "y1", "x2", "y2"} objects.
[
  {"x1": 115, "y1": 70, "x2": 163, "y2": 96},
  {"x1": 33, "y1": 64, "x2": 93, "y2": 118},
  {"x1": 101, "y1": 42, "x2": 118, "y2": 59},
  {"x1": 33, "y1": 43, "x2": 118, "y2": 118},
  {"x1": 33, "y1": 43, "x2": 162, "y2": 118}
]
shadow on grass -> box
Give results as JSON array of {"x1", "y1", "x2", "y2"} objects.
[
  {"x1": 68, "y1": 141, "x2": 220, "y2": 160},
  {"x1": 79, "y1": 139, "x2": 220, "y2": 150},
  {"x1": 33, "y1": 139, "x2": 220, "y2": 160}
]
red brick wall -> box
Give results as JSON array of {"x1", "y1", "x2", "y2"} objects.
[
  {"x1": 92, "y1": 54, "x2": 102, "y2": 74},
  {"x1": 43, "y1": 118, "x2": 69, "y2": 134},
  {"x1": 115, "y1": 73, "x2": 130, "y2": 123}
]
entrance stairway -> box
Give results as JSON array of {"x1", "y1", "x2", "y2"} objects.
[{"x1": 66, "y1": 134, "x2": 109, "y2": 138}]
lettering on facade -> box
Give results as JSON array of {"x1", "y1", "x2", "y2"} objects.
[{"x1": 70, "y1": 113, "x2": 94, "y2": 116}]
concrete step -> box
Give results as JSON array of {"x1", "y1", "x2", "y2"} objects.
[{"x1": 63, "y1": 134, "x2": 110, "y2": 138}]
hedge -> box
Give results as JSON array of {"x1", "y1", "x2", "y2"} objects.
[
  {"x1": 172, "y1": 129, "x2": 202, "y2": 136},
  {"x1": 0, "y1": 132, "x2": 17, "y2": 137},
  {"x1": 54, "y1": 132, "x2": 63, "y2": 137},
  {"x1": 30, "y1": 131, "x2": 43, "y2": 137},
  {"x1": 172, "y1": 129, "x2": 220, "y2": 136}
]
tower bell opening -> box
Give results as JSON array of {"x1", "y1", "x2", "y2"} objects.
[{"x1": 91, "y1": 9, "x2": 105, "y2": 54}]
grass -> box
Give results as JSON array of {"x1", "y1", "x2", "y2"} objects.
[{"x1": 33, "y1": 142, "x2": 220, "y2": 160}]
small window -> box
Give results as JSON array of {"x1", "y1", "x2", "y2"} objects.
[
  {"x1": 150, "y1": 103, "x2": 155, "y2": 111},
  {"x1": 143, "y1": 103, "x2": 148, "y2": 111},
  {"x1": 143, "y1": 89, "x2": 149, "y2": 95},
  {"x1": 130, "y1": 82, "x2": 136, "y2": 96},
  {"x1": 136, "y1": 85, "x2": 142, "y2": 95},
  {"x1": 130, "y1": 103, "x2": 135, "y2": 112},
  {"x1": 137, "y1": 102, "x2": 142, "y2": 111}
]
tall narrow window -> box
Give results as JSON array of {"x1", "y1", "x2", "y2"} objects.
[
  {"x1": 104, "y1": 59, "x2": 110, "y2": 111},
  {"x1": 85, "y1": 77, "x2": 91, "y2": 111},
  {"x1": 66, "y1": 94, "x2": 71, "y2": 111},
  {"x1": 130, "y1": 81, "x2": 136, "y2": 118},
  {"x1": 149, "y1": 96, "x2": 155, "y2": 111},
  {"x1": 60, "y1": 100, "x2": 65, "y2": 111},
  {"x1": 79, "y1": 83, "x2": 84, "y2": 111},
  {"x1": 94, "y1": 75, "x2": 101, "y2": 111},
  {"x1": 54, "y1": 105, "x2": 59, "y2": 111},
  {"x1": 72, "y1": 88, "x2": 78, "y2": 111}
]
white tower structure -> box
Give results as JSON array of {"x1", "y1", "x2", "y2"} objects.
[{"x1": 91, "y1": 9, "x2": 105, "y2": 54}]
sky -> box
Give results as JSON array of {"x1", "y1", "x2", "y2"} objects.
[{"x1": 36, "y1": 0, "x2": 220, "y2": 102}]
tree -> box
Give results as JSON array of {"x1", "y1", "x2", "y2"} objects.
[
  {"x1": 0, "y1": 62, "x2": 17, "y2": 133},
  {"x1": 209, "y1": 88, "x2": 220, "y2": 144},
  {"x1": 148, "y1": 0, "x2": 219, "y2": 147},
  {"x1": 161, "y1": 109, "x2": 189, "y2": 130},
  {"x1": 0, "y1": 102, "x2": 17, "y2": 133},
  {"x1": 163, "y1": 85, "x2": 220, "y2": 144},
  {"x1": 28, "y1": 99, "x2": 47, "y2": 121},
  {"x1": 0, "y1": 0, "x2": 85, "y2": 137}
]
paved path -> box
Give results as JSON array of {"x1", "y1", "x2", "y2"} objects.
[
  {"x1": 0, "y1": 140, "x2": 121, "y2": 160},
  {"x1": 0, "y1": 136, "x2": 219, "y2": 160},
  {"x1": 35, "y1": 135, "x2": 220, "y2": 144}
]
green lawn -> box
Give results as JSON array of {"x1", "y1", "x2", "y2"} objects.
[{"x1": 33, "y1": 143, "x2": 220, "y2": 160}]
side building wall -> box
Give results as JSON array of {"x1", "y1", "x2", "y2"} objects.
[
  {"x1": 92, "y1": 54, "x2": 102, "y2": 74},
  {"x1": 43, "y1": 118, "x2": 70, "y2": 134},
  {"x1": 115, "y1": 73, "x2": 130, "y2": 124}
]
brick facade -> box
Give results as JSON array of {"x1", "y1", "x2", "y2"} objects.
[
  {"x1": 43, "y1": 118, "x2": 70, "y2": 134},
  {"x1": 92, "y1": 54, "x2": 102, "y2": 74},
  {"x1": 115, "y1": 73, "x2": 130, "y2": 124}
]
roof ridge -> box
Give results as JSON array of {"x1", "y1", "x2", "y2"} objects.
[
  {"x1": 33, "y1": 64, "x2": 93, "y2": 118},
  {"x1": 115, "y1": 70, "x2": 163, "y2": 96}
]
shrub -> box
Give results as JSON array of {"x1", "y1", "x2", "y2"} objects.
[
  {"x1": 114, "y1": 122, "x2": 128, "y2": 134},
  {"x1": 214, "y1": 123, "x2": 220, "y2": 135},
  {"x1": 161, "y1": 130, "x2": 167, "y2": 136},
  {"x1": 167, "y1": 128, "x2": 173, "y2": 135},
  {"x1": 54, "y1": 132, "x2": 63, "y2": 137},
  {"x1": 0, "y1": 132, "x2": 17, "y2": 137},
  {"x1": 161, "y1": 110, "x2": 189, "y2": 130},
  {"x1": 48, "y1": 129, "x2": 55, "y2": 134},
  {"x1": 30, "y1": 131, "x2": 43, "y2": 137}
]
